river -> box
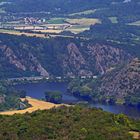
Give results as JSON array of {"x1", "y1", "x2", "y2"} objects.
[{"x1": 14, "y1": 82, "x2": 140, "y2": 119}]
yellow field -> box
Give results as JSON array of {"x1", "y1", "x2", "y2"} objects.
[
  {"x1": 0, "y1": 97, "x2": 63, "y2": 115},
  {"x1": 14, "y1": 26, "x2": 43, "y2": 30},
  {"x1": 66, "y1": 18, "x2": 101, "y2": 26},
  {"x1": 33, "y1": 29, "x2": 63, "y2": 34},
  {"x1": 0, "y1": 29, "x2": 90, "y2": 39},
  {"x1": 0, "y1": 29, "x2": 48, "y2": 38},
  {"x1": 128, "y1": 20, "x2": 140, "y2": 26},
  {"x1": 129, "y1": 131, "x2": 140, "y2": 139},
  {"x1": 69, "y1": 9, "x2": 97, "y2": 16}
]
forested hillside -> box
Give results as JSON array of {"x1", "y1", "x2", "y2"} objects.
[
  {"x1": 68, "y1": 58, "x2": 140, "y2": 106},
  {"x1": 0, "y1": 106, "x2": 139, "y2": 140},
  {"x1": 0, "y1": 33, "x2": 133, "y2": 78},
  {"x1": 0, "y1": 82, "x2": 28, "y2": 111}
]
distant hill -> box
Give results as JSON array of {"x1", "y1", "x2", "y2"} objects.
[
  {"x1": 1, "y1": 0, "x2": 140, "y2": 24},
  {"x1": 3, "y1": 0, "x2": 113, "y2": 13}
]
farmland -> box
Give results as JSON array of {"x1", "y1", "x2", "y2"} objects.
[
  {"x1": 129, "y1": 20, "x2": 140, "y2": 26},
  {"x1": 0, "y1": 17, "x2": 101, "y2": 34},
  {"x1": 69, "y1": 9, "x2": 97, "y2": 16},
  {"x1": 0, "y1": 97, "x2": 62, "y2": 115}
]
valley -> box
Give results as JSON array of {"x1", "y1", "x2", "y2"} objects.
[{"x1": 0, "y1": 0, "x2": 140, "y2": 139}]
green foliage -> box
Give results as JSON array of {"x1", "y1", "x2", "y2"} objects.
[
  {"x1": 45, "y1": 90, "x2": 63, "y2": 104},
  {"x1": 0, "y1": 106, "x2": 138, "y2": 140},
  {"x1": 125, "y1": 92, "x2": 140, "y2": 106},
  {"x1": 80, "y1": 23, "x2": 140, "y2": 58},
  {"x1": 0, "y1": 82, "x2": 28, "y2": 111}
]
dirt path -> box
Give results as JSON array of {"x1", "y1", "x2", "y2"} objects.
[{"x1": 0, "y1": 97, "x2": 63, "y2": 115}]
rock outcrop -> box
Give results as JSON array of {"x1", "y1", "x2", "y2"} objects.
[
  {"x1": 0, "y1": 45, "x2": 49, "y2": 77},
  {"x1": 61, "y1": 43, "x2": 132, "y2": 76},
  {"x1": 0, "y1": 35, "x2": 134, "y2": 78},
  {"x1": 98, "y1": 58, "x2": 140, "y2": 100}
]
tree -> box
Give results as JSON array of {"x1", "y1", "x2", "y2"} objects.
[{"x1": 45, "y1": 91, "x2": 63, "y2": 104}]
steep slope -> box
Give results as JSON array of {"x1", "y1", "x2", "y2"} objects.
[
  {"x1": 0, "y1": 106, "x2": 138, "y2": 140},
  {"x1": 0, "y1": 45, "x2": 49, "y2": 77},
  {"x1": 0, "y1": 34, "x2": 133, "y2": 78},
  {"x1": 98, "y1": 58, "x2": 140, "y2": 105}
]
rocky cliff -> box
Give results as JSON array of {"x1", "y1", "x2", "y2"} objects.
[
  {"x1": 98, "y1": 58, "x2": 140, "y2": 104},
  {"x1": 61, "y1": 42, "x2": 132, "y2": 76},
  {"x1": 0, "y1": 34, "x2": 133, "y2": 78},
  {"x1": 0, "y1": 45, "x2": 49, "y2": 77}
]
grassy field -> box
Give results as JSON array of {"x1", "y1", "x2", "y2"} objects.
[
  {"x1": 129, "y1": 20, "x2": 140, "y2": 26},
  {"x1": 0, "y1": 17, "x2": 100, "y2": 35},
  {"x1": 66, "y1": 25, "x2": 89, "y2": 33},
  {"x1": 129, "y1": 131, "x2": 140, "y2": 139},
  {"x1": 66, "y1": 18, "x2": 101, "y2": 26},
  {"x1": 47, "y1": 18, "x2": 66, "y2": 24},
  {"x1": 0, "y1": 29, "x2": 49, "y2": 38},
  {"x1": 0, "y1": 8, "x2": 5, "y2": 13},
  {"x1": 33, "y1": 29, "x2": 63, "y2": 34},
  {"x1": 14, "y1": 26, "x2": 43, "y2": 30},
  {"x1": 0, "y1": 97, "x2": 62, "y2": 115},
  {"x1": 108, "y1": 17, "x2": 118, "y2": 24},
  {"x1": 69, "y1": 9, "x2": 97, "y2": 16}
]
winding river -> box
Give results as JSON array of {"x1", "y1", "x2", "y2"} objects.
[{"x1": 14, "y1": 82, "x2": 140, "y2": 119}]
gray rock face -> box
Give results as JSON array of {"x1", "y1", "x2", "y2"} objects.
[
  {"x1": 0, "y1": 45, "x2": 26, "y2": 71},
  {"x1": 0, "y1": 45, "x2": 49, "y2": 77},
  {"x1": 0, "y1": 41, "x2": 133, "y2": 78},
  {"x1": 86, "y1": 44, "x2": 133, "y2": 75},
  {"x1": 61, "y1": 43, "x2": 132, "y2": 76},
  {"x1": 99, "y1": 58, "x2": 140, "y2": 99}
]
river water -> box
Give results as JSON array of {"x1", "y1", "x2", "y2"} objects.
[{"x1": 14, "y1": 82, "x2": 140, "y2": 119}]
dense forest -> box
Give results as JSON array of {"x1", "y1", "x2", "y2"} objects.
[{"x1": 0, "y1": 106, "x2": 139, "y2": 140}]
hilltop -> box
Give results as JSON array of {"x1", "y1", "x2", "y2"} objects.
[{"x1": 0, "y1": 106, "x2": 139, "y2": 140}]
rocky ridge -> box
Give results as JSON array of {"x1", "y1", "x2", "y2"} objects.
[{"x1": 98, "y1": 58, "x2": 140, "y2": 103}]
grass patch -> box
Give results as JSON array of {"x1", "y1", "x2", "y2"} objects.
[
  {"x1": 0, "y1": 8, "x2": 5, "y2": 13},
  {"x1": 66, "y1": 18, "x2": 101, "y2": 26},
  {"x1": 109, "y1": 17, "x2": 118, "y2": 24},
  {"x1": 66, "y1": 25, "x2": 89, "y2": 34},
  {"x1": 47, "y1": 18, "x2": 66, "y2": 24},
  {"x1": 128, "y1": 20, "x2": 140, "y2": 26},
  {"x1": 69, "y1": 9, "x2": 97, "y2": 16}
]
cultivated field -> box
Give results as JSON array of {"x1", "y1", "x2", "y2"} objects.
[
  {"x1": 65, "y1": 18, "x2": 101, "y2": 26},
  {"x1": 66, "y1": 25, "x2": 89, "y2": 34},
  {"x1": 0, "y1": 97, "x2": 63, "y2": 115},
  {"x1": 129, "y1": 131, "x2": 140, "y2": 139},
  {"x1": 0, "y1": 17, "x2": 101, "y2": 34},
  {"x1": 129, "y1": 20, "x2": 140, "y2": 26},
  {"x1": 69, "y1": 9, "x2": 97, "y2": 16},
  {"x1": 108, "y1": 17, "x2": 118, "y2": 24},
  {"x1": 0, "y1": 29, "x2": 48, "y2": 38},
  {"x1": 33, "y1": 29, "x2": 63, "y2": 34}
]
